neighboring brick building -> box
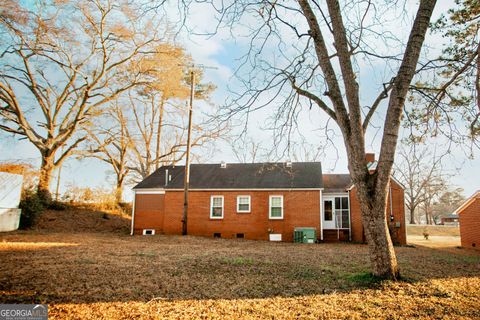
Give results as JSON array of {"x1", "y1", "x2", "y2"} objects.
[
  {"x1": 132, "y1": 160, "x2": 406, "y2": 245},
  {"x1": 440, "y1": 214, "x2": 459, "y2": 226},
  {"x1": 455, "y1": 191, "x2": 480, "y2": 250}
]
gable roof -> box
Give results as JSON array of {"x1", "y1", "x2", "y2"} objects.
[
  {"x1": 454, "y1": 190, "x2": 480, "y2": 214},
  {"x1": 134, "y1": 162, "x2": 323, "y2": 190},
  {"x1": 443, "y1": 214, "x2": 459, "y2": 219},
  {"x1": 322, "y1": 174, "x2": 352, "y2": 193}
]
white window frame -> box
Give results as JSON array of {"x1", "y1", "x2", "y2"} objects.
[
  {"x1": 269, "y1": 195, "x2": 284, "y2": 219},
  {"x1": 210, "y1": 195, "x2": 224, "y2": 219},
  {"x1": 142, "y1": 229, "x2": 155, "y2": 235},
  {"x1": 236, "y1": 195, "x2": 251, "y2": 213}
]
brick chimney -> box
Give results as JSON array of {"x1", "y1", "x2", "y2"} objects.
[
  {"x1": 365, "y1": 153, "x2": 375, "y2": 164},
  {"x1": 365, "y1": 153, "x2": 376, "y2": 173}
]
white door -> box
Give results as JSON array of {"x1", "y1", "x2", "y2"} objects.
[{"x1": 323, "y1": 199, "x2": 335, "y2": 229}]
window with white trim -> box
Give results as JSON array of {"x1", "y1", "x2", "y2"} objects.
[
  {"x1": 210, "y1": 196, "x2": 224, "y2": 219},
  {"x1": 334, "y1": 196, "x2": 350, "y2": 228},
  {"x1": 237, "y1": 195, "x2": 251, "y2": 213},
  {"x1": 269, "y1": 195, "x2": 283, "y2": 219}
]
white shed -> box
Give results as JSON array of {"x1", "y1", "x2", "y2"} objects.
[{"x1": 0, "y1": 172, "x2": 23, "y2": 232}]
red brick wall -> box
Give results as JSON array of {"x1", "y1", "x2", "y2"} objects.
[
  {"x1": 459, "y1": 197, "x2": 480, "y2": 250},
  {"x1": 132, "y1": 184, "x2": 406, "y2": 244},
  {"x1": 133, "y1": 193, "x2": 165, "y2": 235},
  {"x1": 349, "y1": 189, "x2": 364, "y2": 243},
  {"x1": 349, "y1": 180, "x2": 406, "y2": 245},
  {"x1": 134, "y1": 190, "x2": 321, "y2": 241}
]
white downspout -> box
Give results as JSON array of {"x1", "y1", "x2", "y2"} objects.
[
  {"x1": 389, "y1": 184, "x2": 395, "y2": 241},
  {"x1": 320, "y1": 189, "x2": 323, "y2": 241},
  {"x1": 348, "y1": 190, "x2": 351, "y2": 241},
  {"x1": 130, "y1": 190, "x2": 136, "y2": 235},
  {"x1": 389, "y1": 185, "x2": 393, "y2": 219}
]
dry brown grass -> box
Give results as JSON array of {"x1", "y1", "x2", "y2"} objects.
[
  {"x1": 407, "y1": 225, "x2": 460, "y2": 237},
  {"x1": 32, "y1": 205, "x2": 130, "y2": 234},
  {"x1": 0, "y1": 209, "x2": 479, "y2": 319}
]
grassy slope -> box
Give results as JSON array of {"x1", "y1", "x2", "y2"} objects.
[
  {"x1": 407, "y1": 225, "x2": 460, "y2": 237},
  {"x1": 0, "y1": 208, "x2": 478, "y2": 319}
]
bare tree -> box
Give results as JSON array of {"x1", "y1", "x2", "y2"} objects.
[
  {"x1": 230, "y1": 137, "x2": 265, "y2": 163},
  {"x1": 394, "y1": 143, "x2": 446, "y2": 224},
  {"x1": 174, "y1": 0, "x2": 438, "y2": 279},
  {"x1": 124, "y1": 90, "x2": 225, "y2": 182},
  {"x1": 420, "y1": 175, "x2": 446, "y2": 225},
  {"x1": 0, "y1": 0, "x2": 162, "y2": 201},
  {"x1": 86, "y1": 103, "x2": 130, "y2": 204},
  {"x1": 432, "y1": 187, "x2": 465, "y2": 222}
]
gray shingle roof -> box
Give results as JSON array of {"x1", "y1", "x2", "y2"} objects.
[
  {"x1": 322, "y1": 174, "x2": 352, "y2": 193},
  {"x1": 134, "y1": 162, "x2": 323, "y2": 190}
]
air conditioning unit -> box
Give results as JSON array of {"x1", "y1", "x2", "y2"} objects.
[{"x1": 294, "y1": 227, "x2": 316, "y2": 243}]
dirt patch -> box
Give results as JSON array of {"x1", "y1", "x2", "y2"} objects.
[
  {"x1": 0, "y1": 231, "x2": 479, "y2": 319},
  {"x1": 32, "y1": 206, "x2": 131, "y2": 234}
]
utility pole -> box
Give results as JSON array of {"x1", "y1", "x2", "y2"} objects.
[
  {"x1": 155, "y1": 97, "x2": 165, "y2": 171},
  {"x1": 182, "y1": 69, "x2": 195, "y2": 236}
]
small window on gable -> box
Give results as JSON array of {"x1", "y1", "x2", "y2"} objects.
[
  {"x1": 210, "y1": 196, "x2": 224, "y2": 219},
  {"x1": 237, "y1": 195, "x2": 251, "y2": 213},
  {"x1": 269, "y1": 195, "x2": 284, "y2": 219}
]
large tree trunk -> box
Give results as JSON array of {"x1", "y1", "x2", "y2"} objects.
[
  {"x1": 409, "y1": 207, "x2": 416, "y2": 224},
  {"x1": 115, "y1": 175, "x2": 124, "y2": 204},
  {"x1": 37, "y1": 153, "x2": 55, "y2": 203},
  {"x1": 426, "y1": 208, "x2": 433, "y2": 225},
  {"x1": 355, "y1": 177, "x2": 400, "y2": 279}
]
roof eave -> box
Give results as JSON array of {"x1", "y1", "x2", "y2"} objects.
[{"x1": 454, "y1": 190, "x2": 480, "y2": 214}]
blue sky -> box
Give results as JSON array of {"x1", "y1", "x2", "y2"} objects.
[{"x1": 0, "y1": 0, "x2": 479, "y2": 201}]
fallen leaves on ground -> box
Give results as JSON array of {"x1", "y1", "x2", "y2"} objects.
[{"x1": 0, "y1": 209, "x2": 478, "y2": 319}]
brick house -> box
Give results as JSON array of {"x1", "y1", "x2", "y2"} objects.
[
  {"x1": 132, "y1": 159, "x2": 406, "y2": 245},
  {"x1": 440, "y1": 214, "x2": 459, "y2": 226},
  {"x1": 454, "y1": 190, "x2": 480, "y2": 250}
]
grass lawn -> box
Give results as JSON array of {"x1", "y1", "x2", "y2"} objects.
[
  {"x1": 407, "y1": 225, "x2": 460, "y2": 237},
  {"x1": 0, "y1": 208, "x2": 479, "y2": 319}
]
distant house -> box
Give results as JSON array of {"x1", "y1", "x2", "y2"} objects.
[
  {"x1": 440, "y1": 214, "x2": 459, "y2": 226},
  {"x1": 454, "y1": 190, "x2": 480, "y2": 250},
  {"x1": 131, "y1": 155, "x2": 406, "y2": 245},
  {"x1": 0, "y1": 172, "x2": 23, "y2": 232}
]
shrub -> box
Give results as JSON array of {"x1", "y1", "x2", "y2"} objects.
[
  {"x1": 19, "y1": 191, "x2": 45, "y2": 229},
  {"x1": 36, "y1": 188, "x2": 52, "y2": 206},
  {"x1": 118, "y1": 202, "x2": 132, "y2": 215},
  {"x1": 48, "y1": 201, "x2": 67, "y2": 211},
  {"x1": 423, "y1": 227, "x2": 429, "y2": 240}
]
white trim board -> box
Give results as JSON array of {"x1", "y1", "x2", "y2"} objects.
[
  {"x1": 454, "y1": 190, "x2": 480, "y2": 214},
  {"x1": 323, "y1": 192, "x2": 349, "y2": 197},
  {"x1": 154, "y1": 188, "x2": 324, "y2": 191},
  {"x1": 130, "y1": 192, "x2": 136, "y2": 235},
  {"x1": 134, "y1": 190, "x2": 166, "y2": 194}
]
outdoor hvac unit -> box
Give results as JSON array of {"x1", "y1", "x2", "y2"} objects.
[{"x1": 294, "y1": 227, "x2": 316, "y2": 244}]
